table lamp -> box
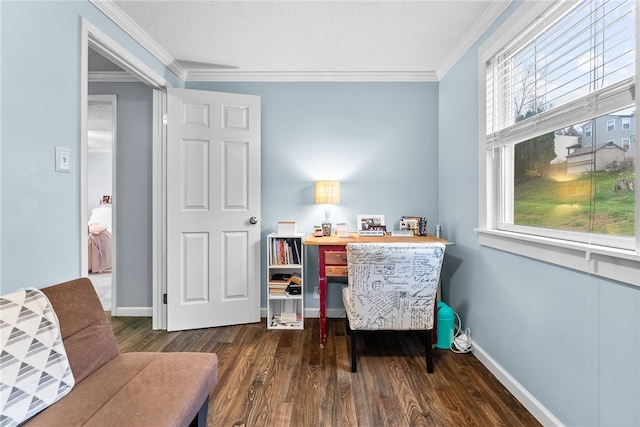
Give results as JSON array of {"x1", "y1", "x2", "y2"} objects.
[{"x1": 315, "y1": 180, "x2": 340, "y2": 236}]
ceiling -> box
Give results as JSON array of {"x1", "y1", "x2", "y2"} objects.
[{"x1": 91, "y1": 0, "x2": 509, "y2": 81}]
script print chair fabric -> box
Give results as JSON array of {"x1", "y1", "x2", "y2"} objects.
[{"x1": 342, "y1": 242, "x2": 446, "y2": 373}]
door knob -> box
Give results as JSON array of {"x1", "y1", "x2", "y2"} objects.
[{"x1": 249, "y1": 216, "x2": 259, "y2": 224}]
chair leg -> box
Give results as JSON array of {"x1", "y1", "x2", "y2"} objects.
[
  {"x1": 425, "y1": 330, "x2": 434, "y2": 373},
  {"x1": 351, "y1": 329, "x2": 357, "y2": 372}
]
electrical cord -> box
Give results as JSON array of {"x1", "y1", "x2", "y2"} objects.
[{"x1": 450, "y1": 310, "x2": 473, "y2": 354}]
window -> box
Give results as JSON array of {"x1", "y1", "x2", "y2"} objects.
[
  {"x1": 622, "y1": 138, "x2": 630, "y2": 149},
  {"x1": 479, "y1": 0, "x2": 639, "y2": 285}
]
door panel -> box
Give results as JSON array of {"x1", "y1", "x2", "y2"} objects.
[
  {"x1": 183, "y1": 139, "x2": 209, "y2": 209},
  {"x1": 167, "y1": 88, "x2": 260, "y2": 331},
  {"x1": 224, "y1": 142, "x2": 249, "y2": 208},
  {"x1": 182, "y1": 232, "x2": 209, "y2": 301}
]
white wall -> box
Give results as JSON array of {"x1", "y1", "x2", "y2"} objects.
[{"x1": 87, "y1": 151, "x2": 112, "y2": 215}]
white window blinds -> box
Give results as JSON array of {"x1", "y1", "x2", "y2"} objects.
[{"x1": 486, "y1": 0, "x2": 636, "y2": 146}]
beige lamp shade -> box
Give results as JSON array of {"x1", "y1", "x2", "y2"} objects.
[{"x1": 315, "y1": 180, "x2": 341, "y2": 204}]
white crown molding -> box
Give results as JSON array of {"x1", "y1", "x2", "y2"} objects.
[
  {"x1": 89, "y1": 0, "x2": 188, "y2": 81},
  {"x1": 436, "y1": 0, "x2": 511, "y2": 79},
  {"x1": 89, "y1": 71, "x2": 140, "y2": 83},
  {"x1": 186, "y1": 70, "x2": 439, "y2": 83}
]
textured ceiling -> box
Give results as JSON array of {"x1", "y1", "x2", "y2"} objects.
[{"x1": 107, "y1": 0, "x2": 506, "y2": 79}]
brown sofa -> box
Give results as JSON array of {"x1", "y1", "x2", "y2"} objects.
[{"x1": 23, "y1": 278, "x2": 218, "y2": 427}]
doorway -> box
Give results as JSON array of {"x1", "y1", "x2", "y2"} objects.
[
  {"x1": 81, "y1": 19, "x2": 167, "y2": 321},
  {"x1": 87, "y1": 95, "x2": 116, "y2": 311}
]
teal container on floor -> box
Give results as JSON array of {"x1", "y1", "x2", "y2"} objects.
[{"x1": 436, "y1": 301, "x2": 455, "y2": 349}]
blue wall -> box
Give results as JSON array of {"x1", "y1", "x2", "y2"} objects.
[
  {"x1": 0, "y1": 0, "x2": 179, "y2": 293},
  {"x1": 438, "y1": 3, "x2": 640, "y2": 425},
  {"x1": 187, "y1": 82, "x2": 440, "y2": 310}
]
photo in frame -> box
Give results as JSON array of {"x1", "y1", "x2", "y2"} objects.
[
  {"x1": 401, "y1": 216, "x2": 421, "y2": 235},
  {"x1": 357, "y1": 214, "x2": 386, "y2": 232}
]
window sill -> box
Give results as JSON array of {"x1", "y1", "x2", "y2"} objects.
[{"x1": 476, "y1": 228, "x2": 640, "y2": 287}]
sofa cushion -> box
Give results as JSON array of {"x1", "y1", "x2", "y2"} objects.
[
  {"x1": 23, "y1": 352, "x2": 219, "y2": 427},
  {"x1": 0, "y1": 288, "x2": 75, "y2": 426},
  {"x1": 41, "y1": 278, "x2": 119, "y2": 383}
]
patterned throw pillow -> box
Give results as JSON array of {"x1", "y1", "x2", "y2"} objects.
[{"x1": 0, "y1": 288, "x2": 75, "y2": 426}]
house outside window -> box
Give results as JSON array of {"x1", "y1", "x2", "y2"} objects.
[{"x1": 479, "y1": 0, "x2": 638, "y2": 285}]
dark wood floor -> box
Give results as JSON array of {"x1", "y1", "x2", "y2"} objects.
[{"x1": 109, "y1": 316, "x2": 541, "y2": 427}]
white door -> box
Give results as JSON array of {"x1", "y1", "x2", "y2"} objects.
[{"x1": 166, "y1": 88, "x2": 261, "y2": 331}]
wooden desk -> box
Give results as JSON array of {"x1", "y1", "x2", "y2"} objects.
[{"x1": 304, "y1": 233, "x2": 447, "y2": 348}]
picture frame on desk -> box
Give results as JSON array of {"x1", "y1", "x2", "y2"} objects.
[
  {"x1": 357, "y1": 214, "x2": 386, "y2": 231},
  {"x1": 401, "y1": 216, "x2": 421, "y2": 235}
]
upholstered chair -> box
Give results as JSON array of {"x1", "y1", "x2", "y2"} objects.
[{"x1": 342, "y1": 242, "x2": 446, "y2": 373}]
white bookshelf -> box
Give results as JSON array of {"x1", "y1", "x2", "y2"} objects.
[{"x1": 266, "y1": 233, "x2": 305, "y2": 330}]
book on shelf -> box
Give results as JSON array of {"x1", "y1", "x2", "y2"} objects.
[
  {"x1": 269, "y1": 280, "x2": 288, "y2": 290},
  {"x1": 270, "y1": 237, "x2": 302, "y2": 265},
  {"x1": 288, "y1": 274, "x2": 302, "y2": 285},
  {"x1": 270, "y1": 273, "x2": 291, "y2": 282},
  {"x1": 270, "y1": 315, "x2": 303, "y2": 327},
  {"x1": 281, "y1": 312, "x2": 297, "y2": 323},
  {"x1": 292, "y1": 239, "x2": 301, "y2": 264},
  {"x1": 269, "y1": 283, "x2": 288, "y2": 289}
]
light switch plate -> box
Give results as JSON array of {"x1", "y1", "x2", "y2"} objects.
[{"x1": 55, "y1": 146, "x2": 71, "y2": 172}]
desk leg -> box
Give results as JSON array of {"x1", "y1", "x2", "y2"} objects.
[{"x1": 318, "y1": 247, "x2": 327, "y2": 348}]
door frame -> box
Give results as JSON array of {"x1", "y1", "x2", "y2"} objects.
[{"x1": 80, "y1": 18, "x2": 169, "y2": 328}]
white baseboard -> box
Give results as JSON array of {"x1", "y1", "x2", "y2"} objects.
[
  {"x1": 471, "y1": 341, "x2": 564, "y2": 427},
  {"x1": 113, "y1": 306, "x2": 153, "y2": 317}
]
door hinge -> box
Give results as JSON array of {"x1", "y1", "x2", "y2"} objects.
[
  {"x1": 163, "y1": 293, "x2": 167, "y2": 304},
  {"x1": 162, "y1": 113, "x2": 168, "y2": 125}
]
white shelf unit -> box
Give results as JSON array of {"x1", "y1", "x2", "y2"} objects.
[{"x1": 267, "y1": 233, "x2": 305, "y2": 330}]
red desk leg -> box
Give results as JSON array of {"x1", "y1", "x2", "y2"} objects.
[
  {"x1": 318, "y1": 247, "x2": 327, "y2": 348},
  {"x1": 317, "y1": 245, "x2": 347, "y2": 348}
]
